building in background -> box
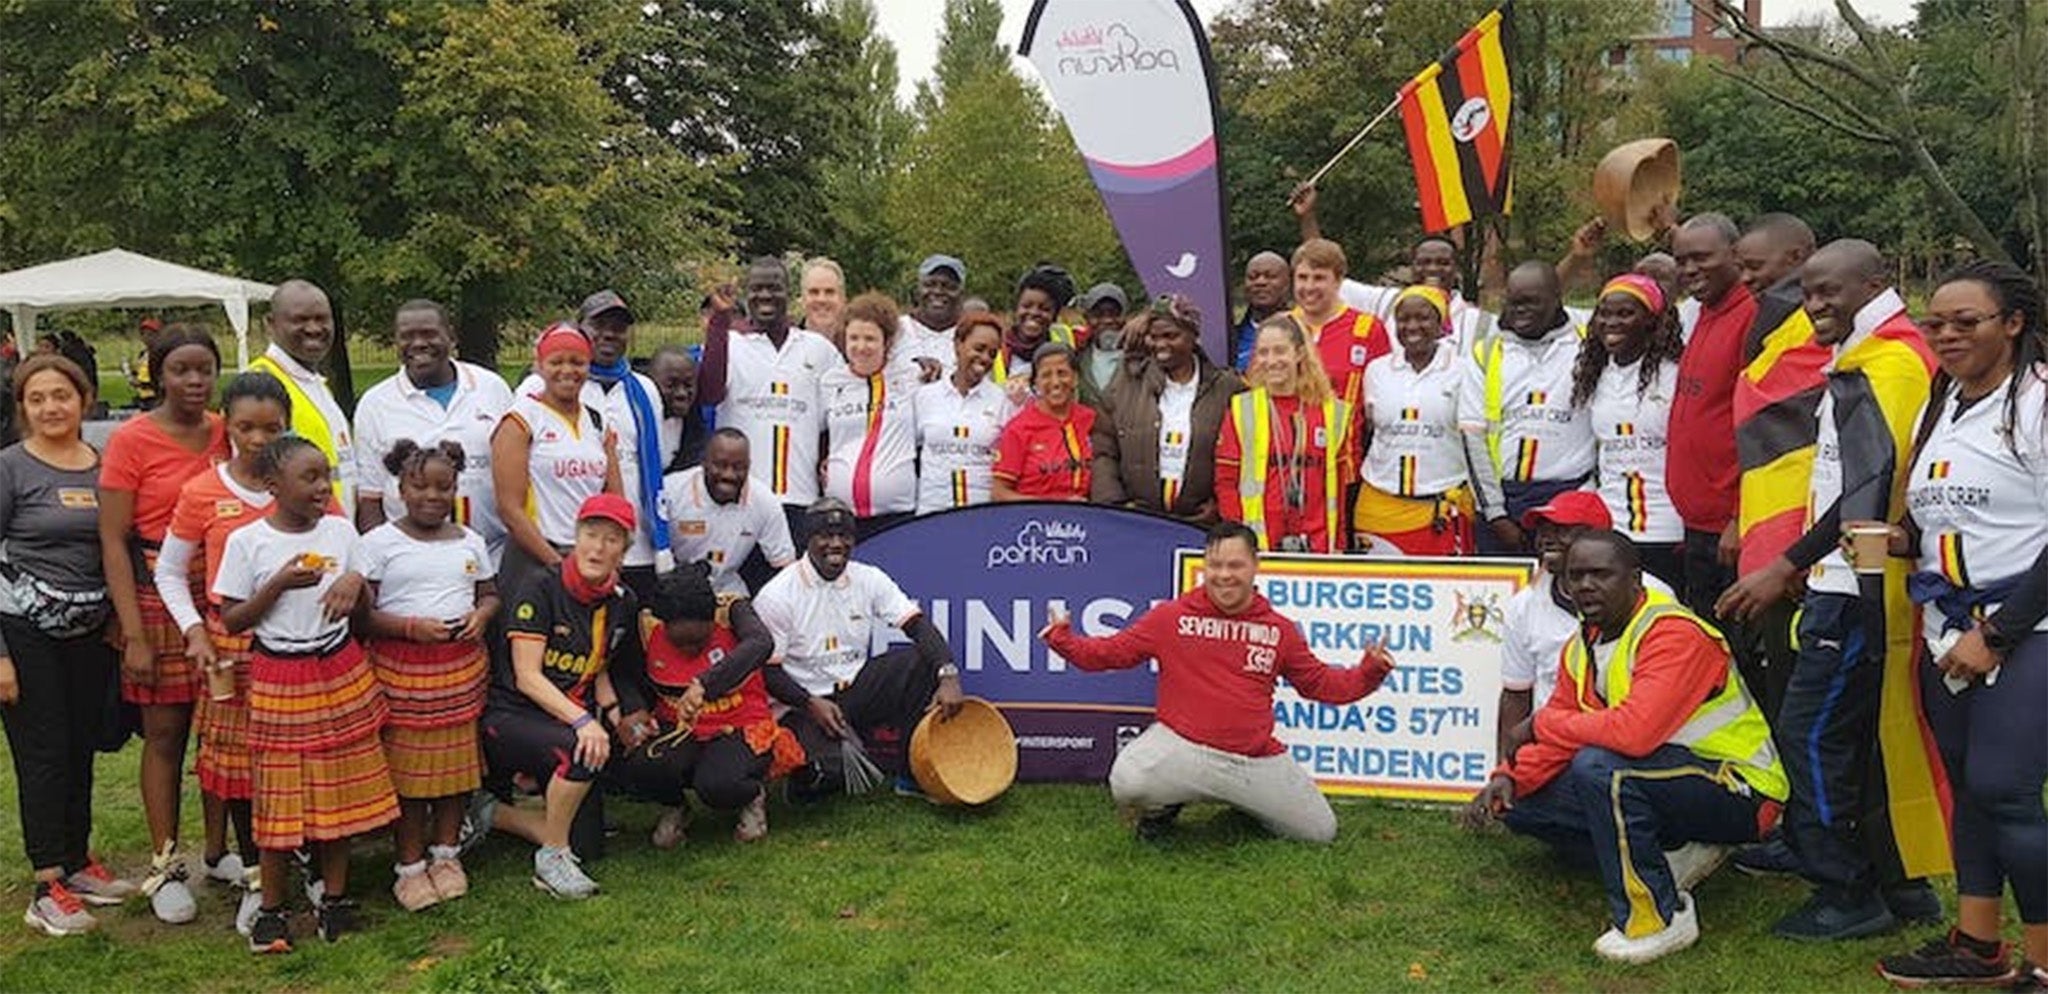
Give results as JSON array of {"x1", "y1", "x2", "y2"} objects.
[{"x1": 1617, "y1": 0, "x2": 1762, "y2": 66}]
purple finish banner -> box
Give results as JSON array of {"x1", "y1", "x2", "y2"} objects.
[
  {"x1": 1021, "y1": 0, "x2": 1232, "y2": 364},
  {"x1": 861, "y1": 503, "x2": 1202, "y2": 781}
]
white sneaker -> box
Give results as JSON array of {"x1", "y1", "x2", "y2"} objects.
[
  {"x1": 1593, "y1": 891, "x2": 1700, "y2": 964},
  {"x1": 734, "y1": 791, "x2": 768, "y2": 844},
  {"x1": 1665, "y1": 842, "x2": 1730, "y2": 892},
  {"x1": 651, "y1": 806, "x2": 689, "y2": 850},
  {"x1": 206, "y1": 853, "x2": 248, "y2": 887},
  {"x1": 234, "y1": 889, "x2": 263, "y2": 937},
  {"x1": 140, "y1": 843, "x2": 197, "y2": 925}
]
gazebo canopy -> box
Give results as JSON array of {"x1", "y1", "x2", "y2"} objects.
[{"x1": 0, "y1": 248, "x2": 276, "y2": 368}]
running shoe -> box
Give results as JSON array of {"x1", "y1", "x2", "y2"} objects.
[
  {"x1": 651, "y1": 805, "x2": 690, "y2": 850},
  {"x1": 247, "y1": 907, "x2": 292, "y2": 954},
  {"x1": 315, "y1": 896, "x2": 360, "y2": 942},
  {"x1": 205, "y1": 852, "x2": 249, "y2": 887},
  {"x1": 65, "y1": 859, "x2": 139, "y2": 906},
  {"x1": 140, "y1": 842, "x2": 197, "y2": 925},
  {"x1": 734, "y1": 792, "x2": 768, "y2": 844},
  {"x1": 1593, "y1": 891, "x2": 1699, "y2": 964},
  {"x1": 455, "y1": 791, "x2": 498, "y2": 858},
  {"x1": 1665, "y1": 842, "x2": 1730, "y2": 892},
  {"x1": 1877, "y1": 929, "x2": 2015, "y2": 988},
  {"x1": 22, "y1": 881, "x2": 96, "y2": 937},
  {"x1": 531, "y1": 846, "x2": 598, "y2": 900}
]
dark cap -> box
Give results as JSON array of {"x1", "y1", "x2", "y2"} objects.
[
  {"x1": 577, "y1": 289, "x2": 633, "y2": 325},
  {"x1": 1078, "y1": 283, "x2": 1129, "y2": 313},
  {"x1": 804, "y1": 497, "x2": 858, "y2": 537}
]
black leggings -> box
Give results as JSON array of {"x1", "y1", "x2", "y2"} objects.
[
  {"x1": 781, "y1": 647, "x2": 937, "y2": 791},
  {"x1": 606, "y1": 730, "x2": 771, "y2": 810},
  {"x1": 0, "y1": 617, "x2": 116, "y2": 873},
  {"x1": 1921, "y1": 630, "x2": 2048, "y2": 923}
]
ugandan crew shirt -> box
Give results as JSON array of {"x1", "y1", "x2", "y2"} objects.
[
  {"x1": 914, "y1": 376, "x2": 1019, "y2": 513},
  {"x1": 1340, "y1": 281, "x2": 1492, "y2": 355},
  {"x1": 752, "y1": 556, "x2": 919, "y2": 697},
  {"x1": 1906, "y1": 370, "x2": 2048, "y2": 637},
  {"x1": 354, "y1": 361, "x2": 515, "y2": 558},
  {"x1": 496, "y1": 569, "x2": 644, "y2": 713},
  {"x1": 891, "y1": 315, "x2": 956, "y2": 378},
  {"x1": 1666, "y1": 284, "x2": 1757, "y2": 533},
  {"x1": 713, "y1": 327, "x2": 841, "y2": 508},
  {"x1": 1363, "y1": 341, "x2": 1468, "y2": 497},
  {"x1": 516, "y1": 369, "x2": 663, "y2": 567},
  {"x1": 820, "y1": 365, "x2": 921, "y2": 517},
  {"x1": 1458, "y1": 317, "x2": 1594, "y2": 487},
  {"x1": 1156, "y1": 377, "x2": 1199, "y2": 506},
  {"x1": 658, "y1": 467, "x2": 795, "y2": 596},
  {"x1": 501, "y1": 394, "x2": 611, "y2": 549},
  {"x1": 1589, "y1": 358, "x2": 1683, "y2": 543}
]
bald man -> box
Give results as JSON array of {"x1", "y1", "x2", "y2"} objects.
[
  {"x1": 1231, "y1": 252, "x2": 1291, "y2": 371},
  {"x1": 252, "y1": 279, "x2": 355, "y2": 506}
]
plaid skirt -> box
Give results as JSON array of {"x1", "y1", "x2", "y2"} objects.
[
  {"x1": 253, "y1": 732, "x2": 398, "y2": 850},
  {"x1": 119, "y1": 582, "x2": 202, "y2": 706},
  {"x1": 194, "y1": 615, "x2": 254, "y2": 800},
  {"x1": 382, "y1": 722, "x2": 483, "y2": 799},
  {"x1": 246, "y1": 640, "x2": 387, "y2": 754},
  {"x1": 366, "y1": 639, "x2": 487, "y2": 730}
]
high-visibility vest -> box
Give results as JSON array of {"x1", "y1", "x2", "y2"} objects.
[
  {"x1": 1472, "y1": 323, "x2": 1584, "y2": 474},
  {"x1": 249, "y1": 353, "x2": 346, "y2": 502},
  {"x1": 1563, "y1": 591, "x2": 1788, "y2": 800},
  {"x1": 1230, "y1": 388, "x2": 1350, "y2": 551},
  {"x1": 991, "y1": 324, "x2": 1076, "y2": 385}
]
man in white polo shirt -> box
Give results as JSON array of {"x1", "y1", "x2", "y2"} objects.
[
  {"x1": 892, "y1": 254, "x2": 967, "y2": 377},
  {"x1": 659, "y1": 428, "x2": 794, "y2": 597},
  {"x1": 251, "y1": 279, "x2": 356, "y2": 506},
  {"x1": 753, "y1": 499, "x2": 963, "y2": 798},
  {"x1": 353, "y1": 299, "x2": 515, "y2": 559}
]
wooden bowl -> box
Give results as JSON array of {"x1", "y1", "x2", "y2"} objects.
[
  {"x1": 1593, "y1": 138, "x2": 1682, "y2": 241},
  {"x1": 910, "y1": 696, "x2": 1018, "y2": 806}
]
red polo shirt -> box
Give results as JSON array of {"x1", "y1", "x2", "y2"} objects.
[{"x1": 1667, "y1": 283, "x2": 1756, "y2": 533}]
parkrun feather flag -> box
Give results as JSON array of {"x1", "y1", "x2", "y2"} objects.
[
  {"x1": 1021, "y1": 1, "x2": 1231, "y2": 363},
  {"x1": 1397, "y1": 8, "x2": 1514, "y2": 233}
]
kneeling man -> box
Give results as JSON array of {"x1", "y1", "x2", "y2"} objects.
[
  {"x1": 1460, "y1": 530, "x2": 1785, "y2": 964},
  {"x1": 1038, "y1": 521, "x2": 1394, "y2": 842}
]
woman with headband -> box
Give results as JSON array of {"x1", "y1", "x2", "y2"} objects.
[
  {"x1": 1353, "y1": 285, "x2": 1497, "y2": 555},
  {"x1": 1570, "y1": 274, "x2": 1687, "y2": 585},
  {"x1": 490, "y1": 323, "x2": 624, "y2": 600}
]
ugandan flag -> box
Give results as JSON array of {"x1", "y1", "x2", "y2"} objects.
[{"x1": 1396, "y1": 7, "x2": 1513, "y2": 233}]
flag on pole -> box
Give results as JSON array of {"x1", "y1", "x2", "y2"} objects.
[{"x1": 1397, "y1": 8, "x2": 1513, "y2": 233}]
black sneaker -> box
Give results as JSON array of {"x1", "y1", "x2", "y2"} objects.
[
  {"x1": 1135, "y1": 804, "x2": 1184, "y2": 843},
  {"x1": 1732, "y1": 836, "x2": 1800, "y2": 876},
  {"x1": 1774, "y1": 889, "x2": 1898, "y2": 942},
  {"x1": 315, "y1": 896, "x2": 360, "y2": 943},
  {"x1": 2009, "y1": 960, "x2": 2048, "y2": 992},
  {"x1": 247, "y1": 907, "x2": 292, "y2": 955},
  {"x1": 1877, "y1": 929, "x2": 2014, "y2": 987},
  {"x1": 1883, "y1": 881, "x2": 1945, "y2": 926}
]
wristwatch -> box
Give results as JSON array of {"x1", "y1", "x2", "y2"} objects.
[{"x1": 936, "y1": 664, "x2": 960, "y2": 680}]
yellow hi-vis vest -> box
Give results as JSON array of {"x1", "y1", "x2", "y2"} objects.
[
  {"x1": 1229, "y1": 388, "x2": 1350, "y2": 551},
  {"x1": 1473, "y1": 323, "x2": 1584, "y2": 474},
  {"x1": 248, "y1": 353, "x2": 346, "y2": 503},
  {"x1": 1563, "y1": 591, "x2": 1788, "y2": 801},
  {"x1": 991, "y1": 324, "x2": 1076, "y2": 385}
]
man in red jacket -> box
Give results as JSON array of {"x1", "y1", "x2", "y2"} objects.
[{"x1": 1038, "y1": 521, "x2": 1395, "y2": 842}]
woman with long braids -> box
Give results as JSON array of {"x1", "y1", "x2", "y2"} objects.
[
  {"x1": 1875, "y1": 261, "x2": 2048, "y2": 989},
  {"x1": 1572, "y1": 274, "x2": 1686, "y2": 586}
]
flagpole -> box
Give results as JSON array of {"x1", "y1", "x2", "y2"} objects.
[{"x1": 1292, "y1": 91, "x2": 1405, "y2": 201}]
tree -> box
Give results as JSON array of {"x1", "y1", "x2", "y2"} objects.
[
  {"x1": 817, "y1": 0, "x2": 914, "y2": 293},
  {"x1": 913, "y1": 0, "x2": 1008, "y2": 121}
]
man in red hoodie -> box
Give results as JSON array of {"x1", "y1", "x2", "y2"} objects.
[{"x1": 1038, "y1": 521, "x2": 1395, "y2": 843}]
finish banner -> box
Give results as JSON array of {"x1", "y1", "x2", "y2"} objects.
[
  {"x1": 1021, "y1": 0, "x2": 1232, "y2": 364},
  {"x1": 862, "y1": 503, "x2": 1203, "y2": 781},
  {"x1": 1175, "y1": 552, "x2": 1535, "y2": 802}
]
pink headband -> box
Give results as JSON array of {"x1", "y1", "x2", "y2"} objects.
[
  {"x1": 535, "y1": 321, "x2": 592, "y2": 362},
  {"x1": 1600, "y1": 274, "x2": 1667, "y2": 316}
]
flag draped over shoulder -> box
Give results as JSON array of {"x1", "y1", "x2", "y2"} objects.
[{"x1": 1397, "y1": 8, "x2": 1513, "y2": 233}]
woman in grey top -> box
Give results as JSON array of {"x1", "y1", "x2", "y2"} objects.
[{"x1": 0, "y1": 355, "x2": 139, "y2": 936}]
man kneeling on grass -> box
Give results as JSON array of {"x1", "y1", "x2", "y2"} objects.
[
  {"x1": 1037, "y1": 521, "x2": 1394, "y2": 842},
  {"x1": 1458, "y1": 530, "x2": 1786, "y2": 964}
]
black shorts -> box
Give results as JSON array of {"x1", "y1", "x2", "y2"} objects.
[{"x1": 481, "y1": 701, "x2": 599, "y2": 787}]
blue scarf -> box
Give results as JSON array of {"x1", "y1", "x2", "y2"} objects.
[
  {"x1": 1907, "y1": 570, "x2": 2020, "y2": 635},
  {"x1": 590, "y1": 358, "x2": 672, "y2": 571}
]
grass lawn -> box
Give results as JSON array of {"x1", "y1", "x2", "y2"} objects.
[{"x1": 0, "y1": 745, "x2": 1940, "y2": 993}]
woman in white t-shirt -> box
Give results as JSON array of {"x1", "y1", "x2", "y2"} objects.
[
  {"x1": 1354, "y1": 285, "x2": 1491, "y2": 555},
  {"x1": 491, "y1": 323, "x2": 622, "y2": 599},
  {"x1": 1570, "y1": 274, "x2": 1686, "y2": 586},
  {"x1": 914, "y1": 311, "x2": 1019, "y2": 514},
  {"x1": 214, "y1": 436, "x2": 389, "y2": 953},
  {"x1": 821, "y1": 293, "x2": 920, "y2": 537},
  {"x1": 355, "y1": 440, "x2": 498, "y2": 914}
]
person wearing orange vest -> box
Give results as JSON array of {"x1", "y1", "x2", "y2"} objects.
[
  {"x1": 249, "y1": 280, "x2": 355, "y2": 508},
  {"x1": 1215, "y1": 314, "x2": 1355, "y2": 553},
  {"x1": 1461, "y1": 530, "x2": 1786, "y2": 965}
]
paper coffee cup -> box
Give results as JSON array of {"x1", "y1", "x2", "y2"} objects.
[
  {"x1": 1848, "y1": 525, "x2": 1892, "y2": 575},
  {"x1": 207, "y1": 660, "x2": 236, "y2": 702}
]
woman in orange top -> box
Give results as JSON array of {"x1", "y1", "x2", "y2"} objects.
[
  {"x1": 992, "y1": 342, "x2": 1095, "y2": 502},
  {"x1": 97, "y1": 324, "x2": 228, "y2": 923},
  {"x1": 1216, "y1": 314, "x2": 1357, "y2": 553}
]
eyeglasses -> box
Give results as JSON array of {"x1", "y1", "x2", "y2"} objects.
[{"x1": 1920, "y1": 312, "x2": 2004, "y2": 336}]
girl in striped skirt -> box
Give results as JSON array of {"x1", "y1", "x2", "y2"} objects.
[
  {"x1": 216, "y1": 436, "x2": 393, "y2": 954},
  {"x1": 355, "y1": 440, "x2": 497, "y2": 912}
]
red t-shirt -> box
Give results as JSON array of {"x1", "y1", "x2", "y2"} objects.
[
  {"x1": 100, "y1": 413, "x2": 228, "y2": 544},
  {"x1": 644, "y1": 625, "x2": 771, "y2": 738},
  {"x1": 1214, "y1": 394, "x2": 1358, "y2": 553},
  {"x1": 1045, "y1": 587, "x2": 1391, "y2": 756},
  {"x1": 992, "y1": 402, "x2": 1095, "y2": 500},
  {"x1": 1301, "y1": 307, "x2": 1390, "y2": 428},
  {"x1": 1667, "y1": 285, "x2": 1757, "y2": 533}
]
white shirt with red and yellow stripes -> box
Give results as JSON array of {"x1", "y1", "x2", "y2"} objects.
[
  {"x1": 913, "y1": 376, "x2": 1019, "y2": 515},
  {"x1": 1588, "y1": 357, "x2": 1682, "y2": 543},
  {"x1": 716, "y1": 328, "x2": 842, "y2": 507},
  {"x1": 1157, "y1": 376, "x2": 1198, "y2": 508},
  {"x1": 821, "y1": 365, "x2": 921, "y2": 517},
  {"x1": 1363, "y1": 341, "x2": 1469, "y2": 497},
  {"x1": 501, "y1": 394, "x2": 611, "y2": 549},
  {"x1": 1907, "y1": 370, "x2": 2048, "y2": 636}
]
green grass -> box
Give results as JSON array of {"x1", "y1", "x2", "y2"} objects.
[{"x1": 0, "y1": 745, "x2": 1950, "y2": 992}]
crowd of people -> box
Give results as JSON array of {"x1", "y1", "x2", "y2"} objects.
[{"x1": 0, "y1": 190, "x2": 2041, "y2": 985}]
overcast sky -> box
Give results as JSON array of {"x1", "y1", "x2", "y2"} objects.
[{"x1": 876, "y1": 0, "x2": 1923, "y2": 104}]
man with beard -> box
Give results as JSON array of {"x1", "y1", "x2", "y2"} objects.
[
  {"x1": 1231, "y1": 252, "x2": 1291, "y2": 372},
  {"x1": 647, "y1": 345, "x2": 708, "y2": 473},
  {"x1": 891, "y1": 254, "x2": 967, "y2": 377},
  {"x1": 753, "y1": 499, "x2": 963, "y2": 797},
  {"x1": 252, "y1": 279, "x2": 355, "y2": 506},
  {"x1": 658, "y1": 428, "x2": 793, "y2": 597},
  {"x1": 1460, "y1": 262, "x2": 1598, "y2": 551},
  {"x1": 1072, "y1": 282, "x2": 1130, "y2": 410}
]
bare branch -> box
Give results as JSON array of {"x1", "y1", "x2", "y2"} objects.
[
  {"x1": 1702, "y1": 0, "x2": 1887, "y2": 91},
  {"x1": 1706, "y1": 63, "x2": 1894, "y2": 144}
]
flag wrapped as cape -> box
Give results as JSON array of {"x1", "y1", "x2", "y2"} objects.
[{"x1": 1397, "y1": 8, "x2": 1513, "y2": 233}]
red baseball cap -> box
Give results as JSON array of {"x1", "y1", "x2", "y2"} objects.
[
  {"x1": 577, "y1": 493, "x2": 637, "y2": 533},
  {"x1": 1521, "y1": 490, "x2": 1611, "y2": 532}
]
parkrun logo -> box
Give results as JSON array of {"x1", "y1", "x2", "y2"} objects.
[
  {"x1": 986, "y1": 519, "x2": 1090, "y2": 570},
  {"x1": 1055, "y1": 22, "x2": 1183, "y2": 76}
]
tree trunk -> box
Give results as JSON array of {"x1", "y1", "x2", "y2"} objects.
[
  {"x1": 328, "y1": 294, "x2": 357, "y2": 417},
  {"x1": 457, "y1": 283, "x2": 503, "y2": 375}
]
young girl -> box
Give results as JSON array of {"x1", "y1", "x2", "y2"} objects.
[
  {"x1": 354, "y1": 440, "x2": 497, "y2": 912},
  {"x1": 215, "y1": 436, "x2": 393, "y2": 953},
  {"x1": 155, "y1": 373, "x2": 295, "y2": 926}
]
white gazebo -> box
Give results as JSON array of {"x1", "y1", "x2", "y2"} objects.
[{"x1": 0, "y1": 248, "x2": 276, "y2": 369}]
